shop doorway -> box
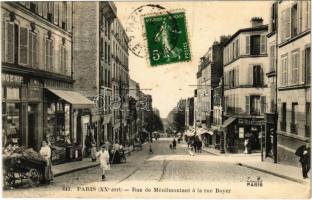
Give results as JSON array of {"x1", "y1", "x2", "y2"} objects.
[{"x1": 28, "y1": 104, "x2": 38, "y2": 150}]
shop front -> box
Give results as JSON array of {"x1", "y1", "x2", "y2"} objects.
[
  {"x1": 2, "y1": 74, "x2": 44, "y2": 151},
  {"x1": 44, "y1": 88, "x2": 94, "y2": 165}
]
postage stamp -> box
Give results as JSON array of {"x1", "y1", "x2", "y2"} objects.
[{"x1": 143, "y1": 11, "x2": 191, "y2": 66}]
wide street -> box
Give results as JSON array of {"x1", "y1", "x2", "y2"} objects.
[{"x1": 3, "y1": 138, "x2": 309, "y2": 198}]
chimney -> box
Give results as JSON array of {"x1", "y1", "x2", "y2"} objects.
[{"x1": 250, "y1": 17, "x2": 263, "y2": 27}]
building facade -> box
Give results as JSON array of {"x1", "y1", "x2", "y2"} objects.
[
  {"x1": 223, "y1": 18, "x2": 269, "y2": 153},
  {"x1": 196, "y1": 37, "x2": 227, "y2": 146},
  {"x1": 275, "y1": 0, "x2": 310, "y2": 166},
  {"x1": 72, "y1": 2, "x2": 116, "y2": 154},
  {"x1": 111, "y1": 17, "x2": 130, "y2": 145},
  {"x1": 1, "y1": 2, "x2": 93, "y2": 164}
]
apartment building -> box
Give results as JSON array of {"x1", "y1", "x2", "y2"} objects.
[
  {"x1": 73, "y1": 2, "x2": 116, "y2": 151},
  {"x1": 276, "y1": 1, "x2": 310, "y2": 166},
  {"x1": 222, "y1": 18, "x2": 269, "y2": 153},
  {"x1": 196, "y1": 37, "x2": 228, "y2": 146},
  {"x1": 1, "y1": 2, "x2": 94, "y2": 164},
  {"x1": 111, "y1": 17, "x2": 130, "y2": 145}
]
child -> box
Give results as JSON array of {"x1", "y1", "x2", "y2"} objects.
[{"x1": 96, "y1": 145, "x2": 110, "y2": 181}]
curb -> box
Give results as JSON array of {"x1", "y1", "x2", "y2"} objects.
[
  {"x1": 54, "y1": 149, "x2": 136, "y2": 177},
  {"x1": 54, "y1": 163, "x2": 100, "y2": 177},
  {"x1": 237, "y1": 163, "x2": 307, "y2": 185},
  {"x1": 201, "y1": 149, "x2": 221, "y2": 156}
]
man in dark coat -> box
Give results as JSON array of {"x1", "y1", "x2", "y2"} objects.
[{"x1": 296, "y1": 142, "x2": 310, "y2": 179}]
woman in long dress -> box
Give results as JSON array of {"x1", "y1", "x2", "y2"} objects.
[
  {"x1": 96, "y1": 145, "x2": 110, "y2": 181},
  {"x1": 39, "y1": 140, "x2": 53, "y2": 182}
]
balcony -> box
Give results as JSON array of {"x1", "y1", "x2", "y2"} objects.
[
  {"x1": 305, "y1": 125, "x2": 310, "y2": 137},
  {"x1": 290, "y1": 123, "x2": 297, "y2": 134},
  {"x1": 280, "y1": 121, "x2": 286, "y2": 132}
]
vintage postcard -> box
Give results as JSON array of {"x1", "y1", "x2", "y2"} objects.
[{"x1": 1, "y1": 1, "x2": 311, "y2": 199}]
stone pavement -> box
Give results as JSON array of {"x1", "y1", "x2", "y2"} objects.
[
  {"x1": 200, "y1": 144, "x2": 309, "y2": 185},
  {"x1": 53, "y1": 145, "x2": 134, "y2": 177}
]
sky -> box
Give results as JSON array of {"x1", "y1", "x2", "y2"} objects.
[{"x1": 115, "y1": 1, "x2": 270, "y2": 118}]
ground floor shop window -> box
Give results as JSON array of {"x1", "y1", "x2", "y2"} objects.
[
  {"x1": 45, "y1": 101, "x2": 71, "y2": 146},
  {"x1": 2, "y1": 86, "x2": 22, "y2": 147},
  {"x1": 2, "y1": 103, "x2": 21, "y2": 146}
]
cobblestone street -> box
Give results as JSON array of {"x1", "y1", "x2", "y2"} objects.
[{"x1": 3, "y1": 138, "x2": 309, "y2": 198}]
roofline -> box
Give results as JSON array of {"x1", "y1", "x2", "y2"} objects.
[{"x1": 223, "y1": 24, "x2": 268, "y2": 47}]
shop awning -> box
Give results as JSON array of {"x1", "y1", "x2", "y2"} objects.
[
  {"x1": 197, "y1": 128, "x2": 213, "y2": 135},
  {"x1": 185, "y1": 130, "x2": 195, "y2": 136},
  {"x1": 221, "y1": 117, "x2": 236, "y2": 128},
  {"x1": 46, "y1": 88, "x2": 94, "y2": 109}
]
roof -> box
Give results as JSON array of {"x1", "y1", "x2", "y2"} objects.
[{"x1": 223, "y1": 24, "x2": 268, "y2": 47}]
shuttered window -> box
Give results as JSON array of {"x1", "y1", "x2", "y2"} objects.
[
  {"x1": 28, "y1": 31, "x2": 38, "y2": 68},
  {"x1": 245, "y1": 35, "x2": 250, "y2": 55},
  {"x1": 2, "y1": 20, "x2": 5, "y2": 62},
  {"x1": 245, "y1": 96, "x2": 250, "y2": 114},
  {"x1": 19, "y1": 27, "x2": 28, "y2": 65},
  {"x1": 282, "y1": 8, "x2": 291, "y2": 41},
  {"x1": 281, "y1": 54, "x2": 288, "y2": 86},
  {"x1": 6, "y1": 22, "x2": 15, "y2": 64},
  {"x1": 291, "y1": 50, "x2": 300, "y2": 85},
  {"x1": 260, "y1": 96, "x2": 266, "y2": 114},
  {"x1": 236, "y1": 68, "x2": 239, "y2": 87},
  {"x1": 60, "y1": 45, "x2": 66, "y2": 75},
  {"x1": 260, "y1": 35, "x2": 266, "y2": 54},
  {"x1": 45, "y1": 39, "x2": 53, "y2": 71},
  {"x1": 305, "y1": 47, "x2": 311, "y2": 84}
]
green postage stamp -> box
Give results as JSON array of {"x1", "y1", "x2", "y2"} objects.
[{"x1": 143, "y1": 11, "x2": 191, "y2": 66}]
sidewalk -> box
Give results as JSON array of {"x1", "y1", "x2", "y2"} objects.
[
  {"x1": 237, "y1": 159, "x2": 310, "y2": 185},
  {"x1": 53, "y1": 146, "x2": 135, "y2": 177},
  {"x1": 190, "y1": 144, "x2": 309, "y2": 185}
]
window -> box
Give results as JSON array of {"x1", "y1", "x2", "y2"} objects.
[
  {"x1": 104, "y1": 69, "x2": 107, "y2": 87},
  {"x1": 291, "y1": 102, "x2": 298, "y2": 134},
  {"x1": 281, "y1": 8, "x2": 291, "y2": 41},
  {"x1": 250, "y1": 35, "x2": 260, "y2": 55},
  {"x1": 250, "y1": 95, "x2": 261, "y2": 115},
  {"x1": 5, "y1": 22, "x2": 15, "y2": 64},
  {"x1": 47, "y1": 2, "x2": 54, "y2": 23},
  {"x1": 291, "y1": 50, "x2": 300, "y2": 84},
  {"x1": 28, "y1": 31, "x2": 38, "y2": 68},
  {"x1": 19, "y1": 27, "x2": 28, "y2": 66},
  {"x1": 269, "y1": 45, "x2": 276, "y2": 72},
  {"x1": 105, "y1": 42, "x2": 107, "y2": 63},
  {"x1": 62, "y1": 2, "x2": 67, "y2": 30},
  {"x1": 60, "y1": 45, "x2": 66, "y2": 74},
  {"x1": 30, "y1": 2, "x2": 37, "y2": 13},
  {"x1": 54, "y1": 2, "x2": 59, "y2": 25},
  {"x1": 271, "y1": 2, "x2": 277, "y2": 32},
  {"x1": 260, "y1": 96, "x2": 266, "y2": 114},
  {"x1": 291, "y1": 4, "x2": 298, "y2": 37},
  {"x1": 304, "y1": 47, "x2": 311, "y2": 84},
  {"x1": 45, "y1": 39, "x2": 53, "y2": 71},
  {"x1": 280, "y1": 103, "x2": 287, "y2": 131},
  {"x1": 306, "y1": 102, "x2": 311, "y2": 137},
  {"x1": 281, "y1": 54, "x2": 288, "y2": 86},
  {"x1": 253, "y1": 65, "x2": 263, "y2": 87},
  {"x1": 245, "y1": 96, "x2": 250, "y2": 114}
]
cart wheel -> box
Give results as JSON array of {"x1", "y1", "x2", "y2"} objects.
[
  {"x1": 29, "y1": 169, "x2": 40, "y2": 187},
  {"x1": 4, "y1": 172, "x2": 15, "y2": 187}
]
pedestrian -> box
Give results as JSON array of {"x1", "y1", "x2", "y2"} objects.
[
  {"x1": 198, "y1": 140, "x2": 202, "y2": 153},
  {"x1": 90, "y1": 140, "x2": 97, "y2": 162},
  {"x1": 295, "y1": 142, "x2": 311, "y2": 179},
  {"x1": 169, "y1": 144, "x2": 173, "y2": 150},
  {"x1": 149, "y1": 144, "x2": 153, "y2": 154},
  {"x1": 172, "y1": 138, "x2": 177, "y2": 149},
  {"x1": 96, "y1": 145, "x2": 110, "y2": 181},
  {"x1": 39, "y1": 140, "x2": 53, "y2": 183},
  {"x1": 244, "y1": 138, "x2": 249, "y2": 154}
]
